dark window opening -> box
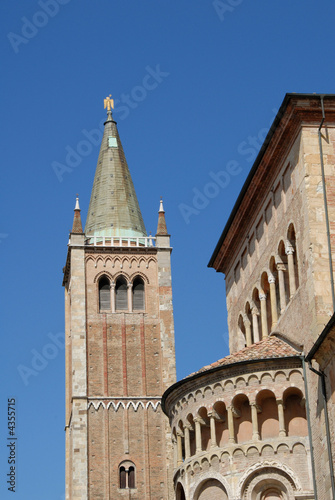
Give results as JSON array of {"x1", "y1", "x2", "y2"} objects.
[
  {"x1": 99, "y1": 277, "x2": 110, "y2": 311},
  {"x1": 119, "y1": 467, "x2": 126, "y2": 489},
  {"x1": 115, "y1": 277, "x2": 128, "y2": 310},
  {"x1": 119, "y1": 463, "x2": 135, "y2": 489},
  {"x1": 133, "y1": 277, "x2": 145, "y2": 310}
]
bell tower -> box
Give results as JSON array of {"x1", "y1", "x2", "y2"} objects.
[{"x1": 63, "y1": 97, "x2": 176, "y2": 499}]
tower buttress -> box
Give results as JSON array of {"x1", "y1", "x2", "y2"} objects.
[{"x1": 64, "y1": 197, "x2": 87, "y2": 500}]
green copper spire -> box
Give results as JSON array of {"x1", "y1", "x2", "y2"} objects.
[{"x1": 85, "y1": 99, "x2": 146, "y2": 238}]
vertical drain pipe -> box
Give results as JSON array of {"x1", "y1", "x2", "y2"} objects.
[
  {"x1": 318, "y1": 95, "x2": 335, "y2": 310},
  {"x1": 308, "y1": 362, "x2": 335, "y2": 498},
  {"x1": 302, "y1": 357, "x2": 318, "y2": 500}
]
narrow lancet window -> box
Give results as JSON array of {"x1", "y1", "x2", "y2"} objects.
[
  {"x1": 128, "y1": 467, "x2": 135, "y2": 488},
  {"x1": 115, "y1": 276, "x2": 128, "y2": 310},
  {"x1": 132, "y1": 277, "x2": 145, "y2": 310},
  {"x1": 119, "y1": 466, "x2": 126, "y2": 488},
  {"x1": 99, "y1": 277, "x2": 110, "y2": 311}
]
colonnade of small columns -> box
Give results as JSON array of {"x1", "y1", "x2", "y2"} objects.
[
  {"x1": 98, "y1": 275, "x2": 145, "y2": 312},
  {"x1": 238, "y1": 229, "x2": 299, "y2": 347},
  {"x1": 109, "y1": 280, "x2": 134, "y2": 313},
  {"x1": 172, "y1": 389, "x2": 306, "y2": 467}
]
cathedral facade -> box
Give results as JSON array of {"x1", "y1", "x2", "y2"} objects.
[
  {"x1": 63, "y1": 94, "x2": 335, "y2": 499},
  {"x1": 162, "y1": 94, "x2": 335, "y2": 500}
]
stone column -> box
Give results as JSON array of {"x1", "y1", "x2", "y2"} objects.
[
  {"x1": 244, "y1": 316, "x2": 252, "y2": 346},
  {"x1": 194, "y1": 418, "x2": 202, "y2": 454},
  {"x1": 286, "y1": 244, "x2": 296, "y2": 298},
  {"x1": 111, "y1": 282, "x2": 116, "y2": 313},
  {"x1": 177, "y1": 431, "x2": 183, "y2": 466},
  {"x1": 208, "y1": 412, "x2": 217, "y2": 448},
  {"x1": 276, "y1": 262, "x2": 287, "y2": 312},
  {"x1": 184, "y1": 425, "x2": 191, "y2": 459},
  {"x1": 259, "y1": 293, "x2": 268, "y2": 338},
  {"x1": 127, "y1": 282, "x2": 133, "y2": 312},
  {"x1": 277, "y1": 399, "x2": 286, "y2": 437},
  {"x1": 227, "y1": 406, "x2": 235, "y2": 443},
  {"x1": 251, "y1": 306, "x2": 260, "y2": 343},
  {"x1": 172, "y1": 436, "x2": 177, "y2": 469},
  {"x1": 268, "y1": 274, "x2": 278, "y2": 329},
  {"x1": 250, "y1": 403, "x2": 260, "y2": 440}
]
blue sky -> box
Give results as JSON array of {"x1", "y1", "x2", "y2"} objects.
[{"x1": 1, "y1": 1, "x2": 335, "y2": 498}]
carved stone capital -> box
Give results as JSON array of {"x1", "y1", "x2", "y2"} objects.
[
  {"x1": 251, "y1": 307, "x2": 260, "y2": 316},
  {"x1": 194, "y1": 416, "x2": 206, "y2": 426},
  {"x1": 250, "y1": 402, "x2": 262, "y2": 413},
  {"x1": 259, "y1": 293, "x2": 267, "y2": 301},
  {"x1": 243, "y1": 314, "x2": 251, "y2": 327},
  {"x1": 268, "y1": 274, "x2": 276, "y2": 284},
  {"x1": 231, "y1": 407, "x2": 241, "y2": 418},
  {"x1": 285, "y1": 242, "x2": 294, "y2": 255},
  {"x1": 208, "y1": 409, "x2": 220, "y2": 421}
]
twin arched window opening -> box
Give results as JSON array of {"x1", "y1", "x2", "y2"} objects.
[
  {"x1": 119, "y1": 462, "x2": 135, "y2": 489},
  {"x1": 99, "y1": 275, "x2": 145, "y2": 312}
]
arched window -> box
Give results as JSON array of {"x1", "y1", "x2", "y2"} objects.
[
  {"x1": 232, "y1": 394, "x2": 252, "y2": 443},
  {"x1": 252, "y1": 289, "x2": 261, "y2": 341},
  {"x1": 278, "y1": 241, "x2": 289, "y2": 307},
  {"x1": 119, "y1": 461, "x2": 136, "y2": 489},
  {"x1": 287, "y1": 223, "x2": 299, "y2": 291},
  {"x1": 132, "y1": 277, "x2": 145, "y2": 310},
  {"x1": 245, "y1": 302, "x2": 254, "y2": 344},
  {"x1": 261, "y1": 272, "x2": 271, "y2": 335},
  {"x1": 115, "y1": 276, "x2": 128, "y2": 311},
  {"x1": 99, "y1": 276, "x2": 110, "y2": 311},
  {"x1": 283, "y1": 388, "x2": 307, "y2": 437},
  {"x1": 176, "y1": 482, "x2": 186, "y2": 500},
  {"x1": 238, "y1": 314, "x2": 246, "y2": 349},
  {"x1": 270, "y1": 257, "x2": 280, "y2": 320},
  {"x1": 128, "y1": 467, "x2": 135, "y2": 489},
  {"x1": 119, "y1": 466, "x2": 126, "y2": 488}
]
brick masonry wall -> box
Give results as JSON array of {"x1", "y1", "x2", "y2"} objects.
[{"x1": 83, "y1": 247, "x2": 176, "y2": 499}]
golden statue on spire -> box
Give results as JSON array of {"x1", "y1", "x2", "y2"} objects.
[{"x1": 104, "y1": 94, "x2": 114, "y2": 111}]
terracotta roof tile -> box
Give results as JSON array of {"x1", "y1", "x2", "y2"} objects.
[{"x1": 186, "y1": 335, "x2": 301, "y2": 379}]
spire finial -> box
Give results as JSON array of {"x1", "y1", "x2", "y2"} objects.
[
  {"x1": 75, "y1": 194, "x2": 80, "y2": 211},
  {"x1": 104, "y1": 94, "x2": 114, "y2": 113},
  {"x1": 159, "y1": 197, "x2": 165, "y2": 213}
]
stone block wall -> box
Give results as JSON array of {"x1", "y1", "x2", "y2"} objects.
[
  {"x1": 225, "y1": 124, "x2": 335, "y2": 356},
  {"x1": 165, "y1": 358, "x2": 314, "y2": 500}
]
